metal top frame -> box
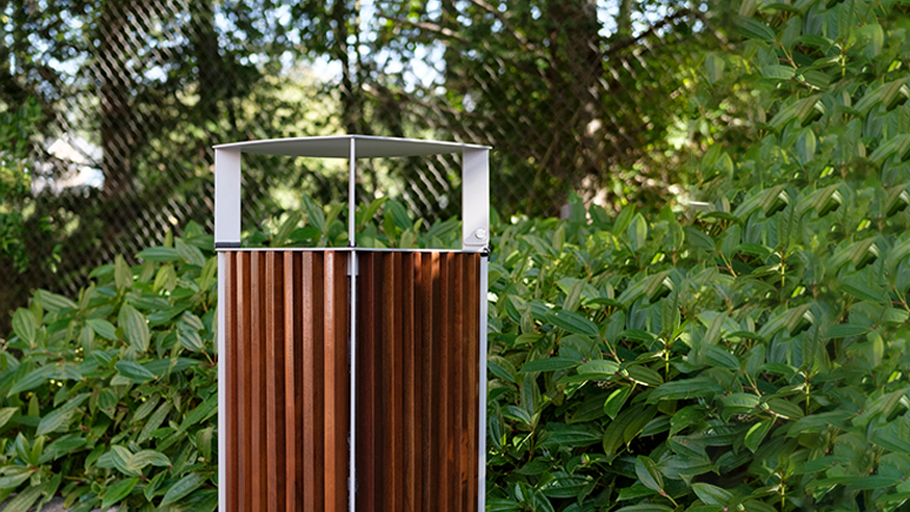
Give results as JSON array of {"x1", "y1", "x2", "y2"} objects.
[
  {"x1": 214, "y1": 135, "x2": 490, "y2": 253},
  {"x1": 214, "y1": 134, "x2": 488, "y2": 158}
]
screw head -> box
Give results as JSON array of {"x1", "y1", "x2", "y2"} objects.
[{"x1": 474, "y1": 228, "x2": 487, "y2": 240}]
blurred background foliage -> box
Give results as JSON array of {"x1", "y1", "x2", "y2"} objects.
[{"x1": 1, "y1": 0, "x2": 729, "y2": 326}]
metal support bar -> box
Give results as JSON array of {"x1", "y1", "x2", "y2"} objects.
[
  {"x1": 478, "y1": 254, "x2": 489, "y2": 512},
  {"x1": 348, "y1": 138, "x2": 357, "y2": 247},
  {"x1": 216, "y1": 252, "x2": 227, "y2": 512},
  {"x1": 214, "y1": 149, "x2": 242, "y2": 246},
  {"x1": 462, "y1": 148, "x2": 490, "y2": 252},
  {"x1": 348, "y1": 251, "x2": 357, "y2": 512}
]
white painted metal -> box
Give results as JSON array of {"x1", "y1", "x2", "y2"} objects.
[
  {"x1": 214, "y1": 134, "x2": 487, "y2": 159},
  {"x1": 478, "y1": 255, "x2": 489, "y2": 512},
  {"x1": 461, "y1": 148, "x2": 490, "y2": 252},
  {"x1": 214, "y1": 149, "x2": 242, "y2": 246},
  {"x1": 348, "y1": 251, "x2": 358, "y2": 512},
  {"x1": 349, "y1": 138, "x2": 357, "y2": 246},
  {"x1": 216, "y1": 252, "x2": 227, "y2": 512}
]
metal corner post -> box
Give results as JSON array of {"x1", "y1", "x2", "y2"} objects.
[
  {"x1": 217, "y1": 252, "x2": 227, "y2": 512},
  {"x1": 214, "y1": 147, "x2": 240, "y2": 512},
  {"x1": 348, "y1": 137, "x2": 357, "y2": 512},
  {"x1": 462, "y1": 148, "x2": 490, "y2": 252},
  {"x1": 478, "y1": 254, "x2": 489, "y2": 512},
  {"x1": 214, "y1": 148, "x2": 242, "y2": 248}
]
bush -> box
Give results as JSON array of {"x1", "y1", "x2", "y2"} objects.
[
  {"x1": 2, "y1": 222, "x2": 218, "y2": 512},
  {"x1": 484, "y1": 1, "x2": 910, "y2": 511}
]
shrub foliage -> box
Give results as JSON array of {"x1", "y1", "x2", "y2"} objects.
[
  {"x1": 485, "y1": 1, "x2": 910, "y2": 511},
  {"x1": 3, "y1": 223, "x2": 218, "y2": 511}
]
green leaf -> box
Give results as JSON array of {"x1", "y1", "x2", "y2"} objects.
[
  {"x1": 649, "y1": 378, "x2": 724, "y2": 402},
  {"x1": 110, "y1": 445, "x2": 137, "y2": 476},
  {"x1": 762, "y1": 65, "x2": 796, "y2": 80},
  {"x1": 826, "y1": 323, "x2": 869, "y2": 338},
  {"x1": 178, "y1": 329, "x2": 205, "y2": 352},
  {"x1": 704, "y1": 53, "x2": 725, "y2": 84},
  {"x1": 35, "y1": 289, "x2": 76, "y2": 312},
  {"x1": 127, "y1": 450, "x2": 171, "y2": 472},
  {"x1": 604, "y1": 387, "x2": 632, "y2": 419},
  {"x1": 179, "y1": 394, "x2": 218, "y2": 431},
  {"x1": 137, "y1": 246, "x2": 179, "y2": 262},
  {"x1": 159, "y1": 472, "x2": 208, "y2": 507},
  {"x1": 577, "y1": 359, "x2": 619, "y2": 377},
  {"x1": 119, "y1": 304, "x2": 150, "y2": 353},
  {"x1": 540, "y1": 428, "x2": 601, "y2": 449},
  {"x1": 115, "y1": 360, "x2": 156, "y2": 383},
  {"x1": 86, "y1": 318, "x2": 117, "y2": 340},
  {"x1": 625, "y1": 365, "x2": 664, "y2": 386},
  {"x1": 9, "y1": 365, "x2": 55, "y2": 396},
  {"x1": 841, "y1": 282, "x2": 887, "y2": 303},
  {"x1": 519, "y1": 357, "x2": 579, "y2": 373},
  {"x1": 703, "y1": 344, "x2": 740, "y2": 369},
  {"x1": 767, "y1": 398, "x2": 804, "y2": 419},
  {"x1": 634, "y1": 455, "x2": 664, "y2": 492},
  {"x1": 101, "y1": 477, "x2": 139, "y2": 509},
  {"x1": 693, "y1": 482, "x2": 733, "y2": 505},
  {"x1": 547, "y1": 309, "x2": 599, "y2": 336},
  {"x1": 613, "y1": 504, "x2": 672, "y2": 512},
  {"x1": 0, "y1": 465, "x2": 32, "y2": 490},
  {"x1": 0, "y1": 408, "x2": 17, "y2": 431},
  {"x1": 736, "y1": 15, "x2": 775, "y2": 40},
  {"x1": 175, "y1": 238, "x2": 206, "y2": 266},
  {"x1": 37, "y1": 394, "x2": 89, "y2": 436},
  {"x1": 11, "y1": 309, "x2": 36, "y2": 345},
  {"x1": 723, "y1": 393, "x2": 760, "y2": 410},
  {"x1": 114, "y1": 254, "x2": 132, "y2": 290},
  {"x1": 138, "y1": 402, "x2": 171, "y2": 444},
  {"x1": 198, "y1": 257, "x2": 217, "y2": 291},
  {"x1": 0, "y1": 483, "x2": 42, "y2": 512},
  {"x1": 745, "y1": 419, "x2": 772, "y2": 453}
]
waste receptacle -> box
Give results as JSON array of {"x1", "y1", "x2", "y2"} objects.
[{"x1": 214, "y1": 136, "x2": 489, "y2": 512}]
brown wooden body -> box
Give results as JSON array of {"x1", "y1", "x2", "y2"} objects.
[
  {"x1": 223, "y1": 250, "x2": 480, "y2": 512},
  {"x1": 224, "y1": 251, "x2": 349, "y2": 512}
]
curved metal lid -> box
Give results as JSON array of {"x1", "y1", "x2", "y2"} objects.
[
  {"x1": 214, "y1": 134, "x2": 488, "y2": 158},
  {"x1": 213, "y1": 135, "x2": 490, "y2": 252}
]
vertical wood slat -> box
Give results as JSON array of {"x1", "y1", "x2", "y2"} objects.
[
  {"x1": 224, "y1": 251, "x2": 348, "y2": 512},
  {"x1": 356, "y1": 251, "x2": 481, "y2": 512},
  {"x1": 224, "y1": 253, "x2": 239, "y2": 512}
]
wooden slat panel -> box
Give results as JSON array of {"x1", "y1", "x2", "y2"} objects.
[
  {"x1": 355, "y1": 251, "x2": 481, "y2": 512},
  {"x1": 225, "y1": 249, "x2": 477, "y2": 512},
  {"x1": 224, "y1": 250, "x2": 348, "y2": 512}
]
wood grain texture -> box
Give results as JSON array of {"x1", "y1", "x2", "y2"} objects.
[
  {"x1": 224, "y1": 251, "x2": 349, "y2": 512},
  {"x1": 356, "y1": 251, "x2": 481, "y2": 512},
  {"x1": 224, "y1": 249, "x2": 480, "y2": 512}
]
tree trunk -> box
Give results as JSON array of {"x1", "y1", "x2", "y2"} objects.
[
  {"x1": 332, "y1": 0, "x2": 362, "y2": 135},
  {"x1": 97, "y1": 0, "x2": 135, "y2": 199}
]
